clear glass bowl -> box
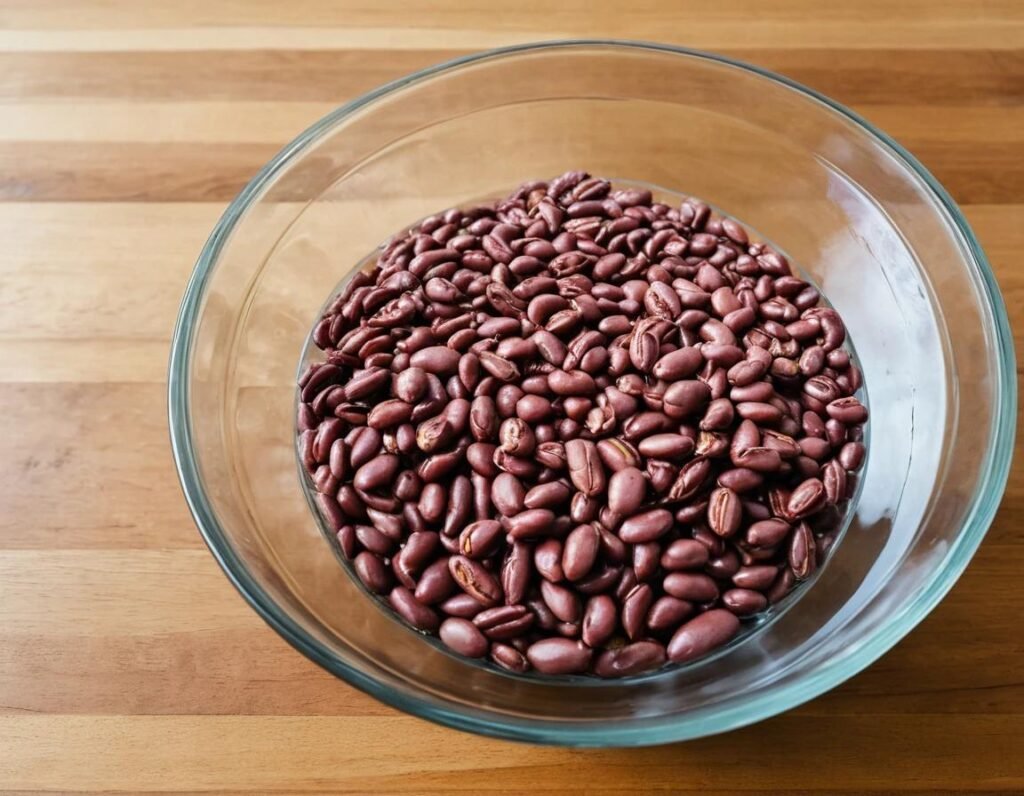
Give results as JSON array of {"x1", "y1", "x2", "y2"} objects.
[{"x1": 168, "y1": 41, "x2": 1015, "y2": 746}]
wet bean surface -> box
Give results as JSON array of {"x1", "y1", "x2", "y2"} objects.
[{"x1": 298, "y1": 172, "x2": 868, "y2": 678}]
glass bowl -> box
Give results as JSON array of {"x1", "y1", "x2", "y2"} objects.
[{"x1": 168, "y1": 40, "x2": 1015, "y2": 746}]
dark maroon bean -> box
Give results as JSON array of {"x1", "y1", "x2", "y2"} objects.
[
  {"x1": 408, "y1": 556, "x2": 456, "y2": 607},
  {"x1": 826, "y1": 396, "x2": 869, "y2": 424},
  {"x1": 619, "y1": 509, "x2": 673, "y2": 544},
  {"x1": 491, "y1": 643, "x2": 530, "y2": 672},
  {"x1": 825, "y1": 418, "x2": 847, "y2": 449},
  {"x1": 526, "y1": 638, "x2": 592, "y2": 675},
  {"x1": 516, "y1": 394, "x2": 552, "y2": 422},
  {"x1": 525, "y1": 479, "x2": 572, "y2": 510},
  {"x1": 353, "y1": 551, "x2": 391, "y2": 594},
  {"x1": 707, "y1": 487, "x2": 742, "y2": 538},
  {"x1": 787, "y1": 478, "x2": 827, "y2": 519},
  {"x1": 622, "y1": 411, "x2": 674, "y2": 440},
  {"x1": 593, "y1": 641, "x2": 666, "y2": 678},
  {"x1": 723, "y1": 588, "x2": 768, "y2": 616},
  {"x1": 663, "y1": 572, "x2": 719, "y2": 602},
  {"x1": 733, "y1": 565, "x2": 779, "y2": 591},
  {"x1": 417, "y1": 482, "x2": 446, "y2": 524},
  {"x1": 491, "y1": 472, "x2": 526, "y2": 517},
  {"x1": 767, "y1": 567, "x2": 796, "y2": 604},
  {"x1": 717, "y1": 467, "x2": 763, "y2": 493},
  {"x1": 647, "y1": 595, "x2": 694, "y2": 633},
  {"x1": 596, "y1": 437, "x2": 641, "y2": 472},
  {"x1": 493, "y1": 449, "x2": 539, "y2": 478},
  {"x1": 439, "y1": 617, "x2": 489, "y2": 658},
  {"x1": 506, "y1": 508, "x2": 556, "y2": 539},
  {"x1": 352, "y1": 454, "x2": 399, "y2": 492},
  {"x1": 389, "y1": 586, "x2": 440, "y2": 632},
  {"x1": 395, "y1": 531, "x2": 438, "y2": 584},
  {"x1": 534, "y1": 537, "x2": 565, "y2": 583},
  {"x1": 409, "y1": 345, "x2": 461, "y2": 375},
  {"x1": 501, "y1": 541, "x2": 531, "y2": 605},
  {"x1": 565, "y1": 439, "x2": 606, "y2": 497},
  {"x1": 746, "y1": 518, "x2": 791, "y2": 547},
  {"x1": 541, "y1": 580, "x2": 582, "y2": 623},
  {"x1": 569, "y1": 493, "x2": 598, "y2": 525},
  {"x1": 562, "y1": 523, "x2": 601, "y2": 581},
  {"x1": 822, "y1": 458, "x2": 847, "y2": 504},
  {"x1": 498, "y1": 417, "x2": 536, "y2": 457},
  {"x1": 606, "y1": 466, "x2": 646, "y2": 517},
  {"x1": 535, "y1": 440, "x2": 567, "y2": 470},
  {"x1": 660, "y1": 539, "x2": 710, "y2": 571},
  {"x1": 448, "y1": 555, "x2": 502, "y2": 606},
  {"x1": 632, "y1": 541, "x2": 660, "y2": 581},
  {"x1": 458, "y1": 520, "x2": 503, "y2": 559},
  {"x1": 581, "y1": 594, "x2": 617, "y2": 647},
  {"x1": 663, "y1": 380, "x2": 711, "y2": 419},
  {"x1": 665, "y1": 460, "x2": 710, "y2": 505},
  {"x1": 621, "y1": 583, "x2": 654, "y2": 640},
  {"x1": 462, "y1": 443, "x2": 495, "y2": 478},
  {"x1": 839, "y1": 441, "x2": 866, "y2": 470},
  {"x1": 638, "y1": 433, "x2": 695, "y2": 460},
  {"x1": 335, "y1": 525, "x2": 357, "y2": 558},
  {"x1": 473, "y1": 605, "x2": 535, "y2": 641},
  {"x1": 789, "y1": 521, "x2": 817, "y2": 580},
  {"x1": 667, "y1": 609, "x2": 740, "y2": 663}
]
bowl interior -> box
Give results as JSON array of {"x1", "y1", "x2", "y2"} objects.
[{"x1": 170, "y1": 42, "x2": 1013, "y2": 745}]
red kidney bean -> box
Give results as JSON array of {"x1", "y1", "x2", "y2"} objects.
[
  {"x1": 491, "y1": 643, "x2": 530, "y2": 672},
  {"x1": 500, "y1": 541, "x2": 531, "y2": 605},
  {"x1": 594, "y1": 641, "x2": 666, "y2": 677},
  {"x1": 596, "y1": 437, "x2": 641, "y2": 471},
  {"x1": 353, "y1": 551, "x2": 391, "y2": 594},
  {"x1": 439, "y1": 592, "x2": 484, "y2": 619},
  {"x1": 839, "y1": 441, "x2": 866, "y2": 470},
  {"x1": 605, "y1": 465, "x2": 645, "y2": 517},
  {"x1": 723, "y1": 588, "x2": 768, "y2": 616},
  {"x1": 490, "y1": 472, "x2": 526, "y2": 517},
  {"x1": 663, "y1": 572, "x2": 719, "y2": 602},
  {"x1": 647, "y1": 594, "x2": 695, "y2": 634},
  {"x1": 458, "y1": 520, "x2": 503, "y2": 559},
  {"x1": 526, "y1": 638, "x2": 592, "y2": 675},
  {"x1": 733, "y1": 565, "x2": 779, "y2": 591},
  {"x1": 448, "y1": 555, "x2": 502, "y2": 606},
  {"x1": 707, "y1": 487, "x2": 742, "y2": 538},
  {"x1": 789, "y1": 521, "x2": 817, "y2": 580},
  {"x1": 534, "y1": 538, "x2": 565, "y2": 583},
  {"x1": 667, "y1": 609, "x2": 740, "y2": 663},
  {"x1": 473, "y1": 605, "x2": 535, "y2": 641},
  {"x1": 388, "y1": 586, "x2": 440, "y2": 632},
  {"x1": 541, "y1": 579, "x2": 582, "y2": 623},
  {"x1": 621, "y1": 583, "x2": 654, "y2": 640},
  {"x1": 562, "y1": 523, "x2": 601, "y2": 581},
  {"x1": 506, "y1": 508, "x2": 557, "y2": 539},
  {"x1": 787, "y1": 478, "x2": 827, "y2": 519},
  {"x1": 414, "y1": 557, "x2": 457, "y2": 605},
  {"x1": 660, "y1": 539, "x2": 710, "y2": 571},
  {"x1": 439, "y1": 617, "x2": 489, "y2": 658},
  {"x1": 565, "y1": 439, "x2": 606, "y2": 496},
  {"x1": 581, "y1": 594, "x2": 618, "y2": 647},
  {"x1": 618, "y1": 508, "x2": 674, "y2": 544},
  {"x1": 637, "y1": 433, "x2": 695, "y2": 460}
]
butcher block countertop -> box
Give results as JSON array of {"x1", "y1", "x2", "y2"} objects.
[{"x1": 1, "y1": 2, "x2": 1022, "y2": 793}]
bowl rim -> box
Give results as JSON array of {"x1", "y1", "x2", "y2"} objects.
[{"x1": 168, "y1": 38, "x2": 1017, "y2": 747}]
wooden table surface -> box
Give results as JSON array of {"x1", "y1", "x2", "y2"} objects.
[{"x1": 1, "y1": 2, "x2": 1022, "y2": 793}]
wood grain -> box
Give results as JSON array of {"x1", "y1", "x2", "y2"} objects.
[{"x1": 0, "y1": 1, "x2": 1021, "y2": 793}]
